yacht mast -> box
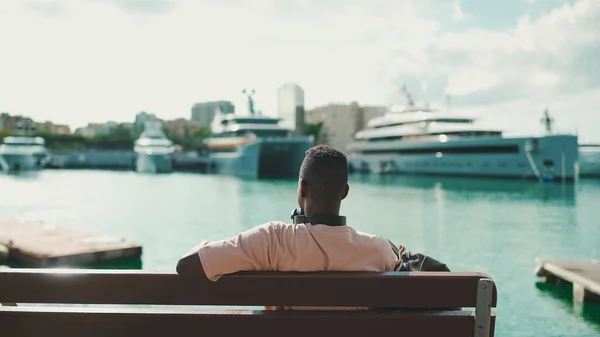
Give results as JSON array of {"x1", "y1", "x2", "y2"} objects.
[
  {"x1": 401, "y1": 85, "x2": 415, "y2": 107},
  {"x1": 541, "y1": 109, "x2": 554, "y2": 134},
  {"x1": 242, "y1": 89, "x2": 257, "y2": 116}
]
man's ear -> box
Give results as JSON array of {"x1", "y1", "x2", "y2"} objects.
[
  {"x1": 341, "y1": 183, "x2": 349, "y2": 200},
  {"x1": 299, "y1": 179, "x2": 308, "y2": 198}
]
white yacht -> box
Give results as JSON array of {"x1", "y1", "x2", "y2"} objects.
[
  {"x1": 202, "y1": 89, "x2": 313, "y2": 178},
  {"x1": 578, "y1": 144, "x2": 600, "y2": 178},
  {"x1": 541, "y1": 109, "x2": 600, "y2": 178},
  {"x1": 133, "y1": 119, "x2": 175, "y2": 174},
  {"x1": 0, "y1": 124, "x2": 48, "y2": 173},
  {"x1": 346, "y1": 89, "x2": 579, "y2": 182}
]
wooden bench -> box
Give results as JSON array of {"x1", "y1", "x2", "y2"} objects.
[{"x1": 0, "y1": 268, "x2": 497, "y2": 337}]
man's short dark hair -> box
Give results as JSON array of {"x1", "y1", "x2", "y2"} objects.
[{"x1": 299, "y1": 144, "x2": 348, "y2": 200}]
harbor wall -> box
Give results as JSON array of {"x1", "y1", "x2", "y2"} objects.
[
  {"x1": 48, "y1": 150, "x2": 136, "y2": 170},
  {"x1": 46, "y1": 150, "x2": 214, "y2": 172}
]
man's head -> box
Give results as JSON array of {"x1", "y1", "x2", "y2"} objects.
[{"x1": 297, "y1": 144, "x2": 349, "y2": 216}]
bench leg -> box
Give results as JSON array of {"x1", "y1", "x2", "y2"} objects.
[{"x1": 474, "y1": 278, "x2": 493, "y2": 337}]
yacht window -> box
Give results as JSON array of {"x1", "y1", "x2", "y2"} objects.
[
  {"x1": 372, "y1": 118, "x2": 474, "y2": 129},
  {"x1": 357, "y1": 144, "x2": 519, "y2": 155}
]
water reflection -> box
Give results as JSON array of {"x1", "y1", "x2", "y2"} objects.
[
  {"x1": 349, "y1": 173, "x2": 577, "y2": 204},
  {"x1": 6, "y1": 257, "x2": 143, "y2": 270},
  {"x1": 231, "y1": 176, "x2": 298, "y2": 226},
  {"x1": 0, "y1": 170, "x2": 42, "y2": 180},
  {"x1": 535, "y1": 282, "x2": 600, "y2": 333}
]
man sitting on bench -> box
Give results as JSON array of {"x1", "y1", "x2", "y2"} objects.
[{"x1": 177, "y1": 145, "x2": 402, "y2": 310}]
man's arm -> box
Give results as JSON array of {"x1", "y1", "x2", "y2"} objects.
[{"x1": 175, "y1": 223, "x2": 275, "y2": 281}]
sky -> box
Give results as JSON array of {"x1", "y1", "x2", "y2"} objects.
[{"x1": 0, "y1": 0, "x2": 599, "y2": 142}]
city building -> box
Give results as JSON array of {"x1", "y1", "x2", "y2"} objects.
[
  {"x1": 134, "y1": 111, "x2": 157, "y2": 135},
  {"x1": 162, "y1": 118, "x2": 203, "y2": 137},
  {"x1": 1, "y1": 113, "x2": 71, "y2": 134},
  {"x1": 277, "y1": 83, "x2": 304, "y2": 132},
  {"x1": 74, "y1": 122, "x2": 119, "y2": 138},
  {"x1": 305, "y1": 103, "x2": 386, "y2": 152},
  {"x1": 191, "y1": 101, "x2": 234, "y2": 127},
  {"x1": 0, "y1": 113, "x2": 34, "y2": 132},
  {"x1": 35, "y1": 121, "x2": 71, "y2": 134}
]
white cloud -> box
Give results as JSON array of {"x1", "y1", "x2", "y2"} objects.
[
  {"x1": 452, "y1": 0, "x2": 465, "y2": 21},
  {"x1": 429, "y1": 0, "x2": 600, "y2": 98},
  {"x1": 0, "y1": 0, "x2": 599, "y2": 144},
  {"x1": 0, "y1": 0, "x2": 438, "y2": 127}
]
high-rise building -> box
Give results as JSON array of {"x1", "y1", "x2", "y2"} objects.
[
  {"x1": 305, "y1": 103, "x2": 386, "y2": 152},
  {"x1": 277, "y1": 83, "x2": 304, "y2": 132},
  {"x1": 191, "y1": 101, "x2": 235, "y2": 127}
]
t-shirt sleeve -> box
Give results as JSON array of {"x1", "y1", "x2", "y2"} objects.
[
  {"x1": 381, "y1": 237, "x2": 400, "y2": 271},
  {"x1": 196, "y1": 222, "x2": 276, "y2": 281}
]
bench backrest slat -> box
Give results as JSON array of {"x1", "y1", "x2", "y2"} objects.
[
  {"x1": 0, "y1": 269, "x2": 497, "y2": 308},
  {"x1": 0, "y1": 306, "x2": 494, "y2": 337}
]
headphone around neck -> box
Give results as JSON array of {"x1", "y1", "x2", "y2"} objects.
[{"x1": 290, "y1": 208, "x2": 346, "y2": 226}]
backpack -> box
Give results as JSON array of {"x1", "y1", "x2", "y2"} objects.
[{"x1": 388, "y1": 240, "x2": 451, "y2": 272}]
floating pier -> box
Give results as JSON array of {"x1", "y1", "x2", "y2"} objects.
[
  {"x1": 535, "y1": 258, "x2": 600, "y2": 303},
  {"x1": 0, "y1": 220, "x2": 142, "y2": 267}
]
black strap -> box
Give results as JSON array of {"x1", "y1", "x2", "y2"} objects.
[{"x1": 291, "y1": 208, "x2": 346, "y2": 226}]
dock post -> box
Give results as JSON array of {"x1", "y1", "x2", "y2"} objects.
[{"x1": 573, "y1": 283, "x2": 600, "y2": 303}]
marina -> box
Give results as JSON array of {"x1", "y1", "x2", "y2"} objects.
[
  {"x1": 0, "y1": 220, "x2": 142, "y2": 268},
  {"x1": 535, "y1": 259, "x2": 600, "y2": 303},
  {"x1": 2, "y1": 1, "x2": 600, "y2": 336}
]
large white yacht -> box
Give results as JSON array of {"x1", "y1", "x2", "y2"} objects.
[
  {"x1": 541, "y1": 109, "x2": 600, "y2": 178},
  {"x1": 0, "y1": 123, "x2": 48, "y2": 173},
  {"x1": 203, "y1": 89, "x2": 313, "y2": 178},
  {"x1": 133, "y1": 119, "x2": 175, "y2": 174},
  {"x1": 579, "y1": 144, "x2": 600, "y2": 177},
  {"x1": 346, "y1": 89, "x2": 579, "y2": 182}
]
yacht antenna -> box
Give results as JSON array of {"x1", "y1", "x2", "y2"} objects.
[
  {"x1": 541, "y1": 109, "x2": 553, "y2": 134},
  {"x1": 401, "y1": 85, "x2": 415, "y2": 107},
  {"x1": 242, "y1": 89, "x2": 256, "y2": 115}
]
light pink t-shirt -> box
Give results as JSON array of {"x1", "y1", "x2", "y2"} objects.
[{"x1": 196, "y1": 221, "x2": 398, "y2": 309}]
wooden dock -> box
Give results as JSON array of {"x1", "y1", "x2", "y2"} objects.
[
  {"x1": 535, "y1": 258, "x2": 600, "y2": 303},
  {"x1": 0, "y1": 220, "x2": 142, "y2": 267}
]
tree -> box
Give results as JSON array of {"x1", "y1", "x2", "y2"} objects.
[
  {"x1": 193, "y1": 127, "x2": 211, "y2": 140},
  {"x1": 302, "y1": 122, "x2": 323, "y2": 140}
]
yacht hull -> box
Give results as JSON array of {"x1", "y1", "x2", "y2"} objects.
[
  {"x1": 0, "y1": 153, "x2": 44, "y2": 172},
  {"x1": 347, "y1": 134, "x2": 579, "y2": 182},
  {"x1": 579, "y1": 145, "x2": 600, "y2": 178},
  {"x1": 209, "y1": 137, "x2": 313, "y2": 179},
  {"x1": 135, "y1": 153, "x2": 173, "y2": 174}
]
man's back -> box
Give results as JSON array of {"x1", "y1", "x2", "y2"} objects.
[
  {"x1": 196, "y1": 221, "x2": 398, "y2": 310},
  {"x1": 198, "y1": 221, "x2": 398, "y2": 282}
]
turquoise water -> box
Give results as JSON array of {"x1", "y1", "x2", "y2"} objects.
[{"x1": 1, "y1": 169, "x2": 600, "y2": 336}]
